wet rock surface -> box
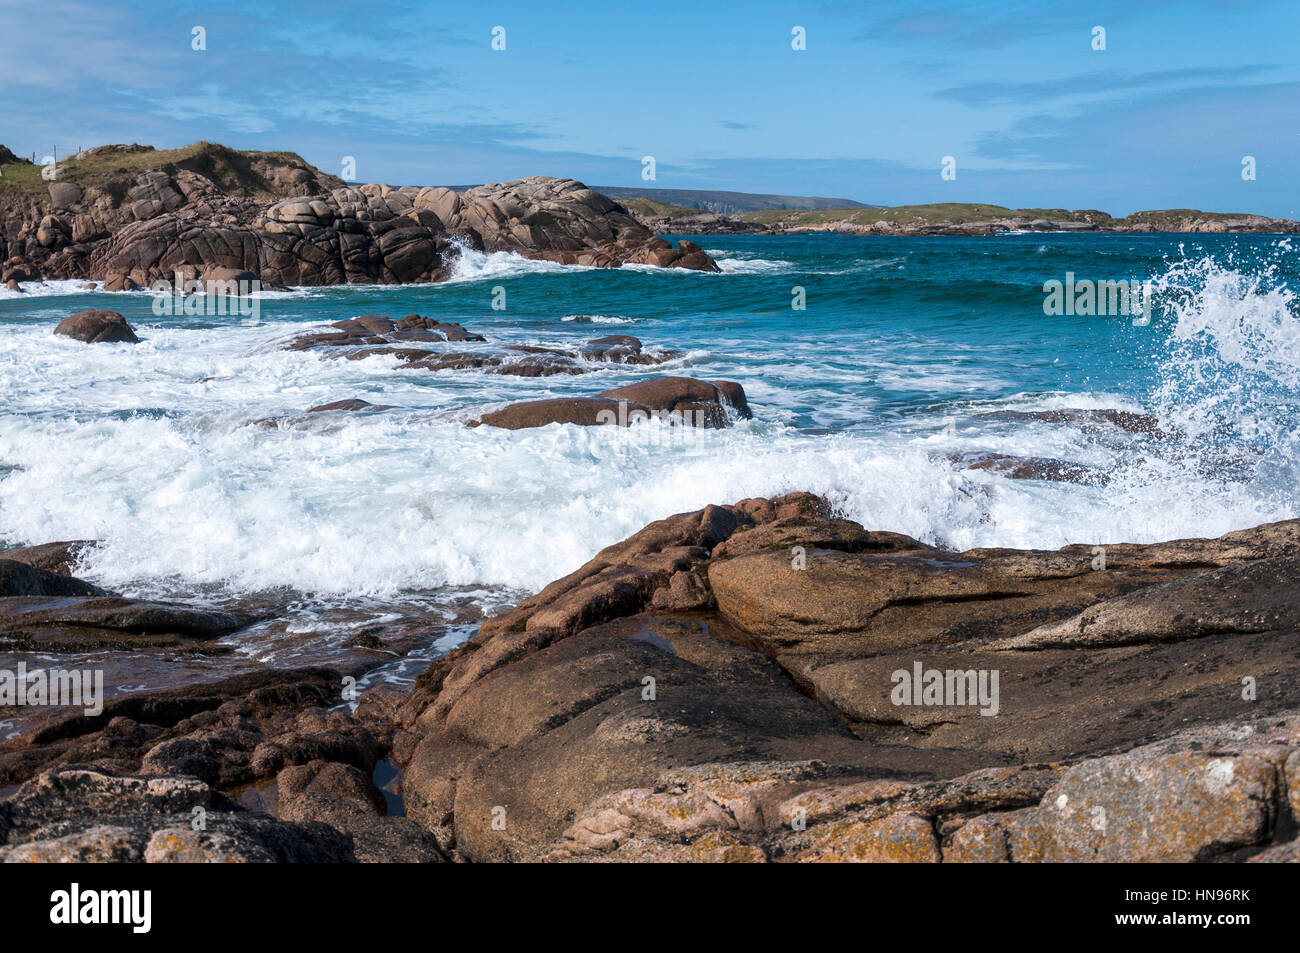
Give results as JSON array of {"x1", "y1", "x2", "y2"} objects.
[
  {"x1": 470, "y1": 376, "x2": 750, "y2": 430},
  {"x1": 0, "y1": 666, "x2": 442, "y2": 862},
  {"x1": 0, "y1": 551, "x2": 251, "y2": 652},
  {"x1": 283, "y1": 319, "x2": 683, "y2": 379}
]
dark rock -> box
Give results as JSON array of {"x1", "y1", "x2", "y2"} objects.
[
  {"x1": 950, "y1": 451, "x2": 1109, "y2": 485},
  {"x1": 0, "y1": 596, "x2": 250, "y2": 651},
  {"x1": 53, "y1": 309, "x2": 138, "y2": 344},
  {"x1": 0, "y1": 540, "x2": 95, "y2": 576},
  {"x1": 0, "y1": 768, "x2": 354, "y2": 862},
  {"x1": 978, "y1": 408, "x2": 1171, "y2": 439},
  {"x1": 470, "y1": 376, "x2": 749, "y2": 430},
  {"x1": 0, "y1": 559, "x2": 108, "y2": 597},
  {"x1": 276, "y1": 759, "x2": 443, "y2": 862},
  {"x1": 304, "y1": 398, "x2": 395, "y2": 414}
]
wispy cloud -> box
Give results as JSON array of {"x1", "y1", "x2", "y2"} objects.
[{"x1": 935, "y1": 66, "x2": 1276, "y2": 105}]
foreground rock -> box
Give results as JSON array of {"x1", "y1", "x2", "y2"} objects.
[
  {"x1": 391, "y1": 494, "x2": 1300, "y2": 861},
  {"x1": 53, "y1": 310, "x2": 138, "y2": 344},
  {"x1": 0, "y1": 769, "x2": 352, "y2": 862},
  {"x1": 0, "y1": 666, "x2": 440, "y2": 862},
  {"x1": 470, "y1": 376, "x2": 751, "y2": 430},
  {"x1": 0, "y1": 540, "x2": 94, "y2": 576},
  {"x1": 1, "y1": 142, "x2": 719, "y2": 286}
]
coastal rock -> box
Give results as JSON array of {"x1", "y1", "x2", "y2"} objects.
[
  {"x1": 393, "y1": 495, "x2": 1300, "y2": 861},
  {"x1": 286, "y1": 315, "x2": 487, "y2": 351},
  {"x1": 469, "y1": 376, "x2": 750, "y2": 429},
  {"x1": 0, "y1": 558, "x2": 108, "y2": 598},
  {"x1": 285, "y1": 320, "x2": 684, "y2": 378},
  {"x1": 0, "y1": 596, "x2": 250, "y2": 652},
  {"x1": 987, "y1": 555, "x2": 1300, "y2": 650},
  {"x1": 53, "y1": 309, "x2": 139, "y2": 344},
  {"x1": 276, "y1": 759, "x2": 443, "y2": 862},
  {"x1": 3, "y1": 142, "x2": 720, "y2": 286},
  {"x1": 0, "y1": 540, "x2": 95, "y2": 576},
  {"x1": 0, "y1": 768, "x2": 353, "y2": 862},
  {"x1": 949, "y1": 451, "x2": 1108, "y2": 485},
  {"x1": 304, "y1": 398, "x2": 395, "y2": 414},
  {"x1": 976, "y1": 408, "x2": 1170, "y2": 438}
]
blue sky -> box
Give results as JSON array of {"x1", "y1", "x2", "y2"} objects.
[{"x1": 2, "y1": 0, "x2": 1297, "y2": 215}]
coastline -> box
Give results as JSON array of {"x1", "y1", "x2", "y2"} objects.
[
  {"x1": 3, "y1": 496, "x2": 1299, "y2": 862},
  {"x1": 2, "y1": 143, "x2": 1299, "y2": 864}
]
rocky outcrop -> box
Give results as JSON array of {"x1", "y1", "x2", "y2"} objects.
[
  {"x1": 53, "y1": 309, "x2": 138, "y2": 344},
  {"x1": 947, "y1": 451, "x2": 1108, "y2": 485},
  {"x1": 5, "y1": 500, "x2": 1299, "y2": 862},
  {"x1": 286, "y1": 314, "x2": 487, "y2": 351},
  {"x1": 470, "y1": 376, "x2": 751, "y2": 429},
  {"x1": 621, "y1": 197, "x2": 1300, "y2": 237},
  {"x1": 283, "y1": 317, "x2": 682, "y2": 378},
  {"x1": 0, "y1": 769, "x2": 353, "y2": 862},
  {"x1": 0, "y1": 540, "x2": 94, "y2": 576},
  {"x1": 0, "y1": 552, "x2": 251, "y2": 652},
  {"x1": 0, "y1": 662, "x2": 440, "y2": 862},
  {"x1": 390, "y1": 495, "x2": 1300, "y2": 861},
  {"x1": 1, "y1": 143, "x2": 718, "y2": 286}
]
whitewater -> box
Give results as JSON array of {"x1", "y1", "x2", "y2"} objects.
[{"x1": 0, "y1": 232, "x2": 1296, "y2": 618}]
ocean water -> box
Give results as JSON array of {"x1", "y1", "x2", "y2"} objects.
[{"x1": 0, "y1": 232, "x2": 1297, "y2": 684}]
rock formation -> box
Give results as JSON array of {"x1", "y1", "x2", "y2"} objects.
[
  {"x1": 3, "y1": 500, "x2": 1299, "y2": 861},
  {"x1": 0, "y1": 143, "x2": 718, "y2": 289},
  {"x1": 53, "y1": 309, "x2": 139, "y2": 344},
  {"x1": 386, "y1": 495, "x2": 1300, "y2": 861}
]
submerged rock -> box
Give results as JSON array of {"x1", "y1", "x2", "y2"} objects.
[
  {"x1": 949, "y1": 451, "x2": 1109, "y2": 485},
  {"x1": 286, "y1": 319, "x2": 682, "y2": 378},
  {"x1": 978, "y1": 408, "x2": 1171, "y2": 438}
]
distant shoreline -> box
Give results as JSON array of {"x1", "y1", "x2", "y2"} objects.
[{"x1": 620, "y1": 197, "x2": 1300, "y2": 237}]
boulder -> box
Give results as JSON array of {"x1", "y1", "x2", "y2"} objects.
[
  {"x1": 53, "y1": 309, "x2": 138, "y2": 344},
  {"x1": 470, "y1": 377, "x2": 750, "y2": 430}
]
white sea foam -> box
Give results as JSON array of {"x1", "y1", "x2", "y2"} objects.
[
  {"x1": 443, "y1": 243, "x2": 592, "y2": 283},
  {"x1": 0, "y1": 278, "x2": 101, "y2": 299},
  {"x1": 713, "y1": 257, "x2": 792, "y2": 274},
  {"x1": 0, "y1": 244, "x2": 1295, "y2": 604},
  {"x1": 560, "y1": 314, "x2": 637, "y2": 325}
]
